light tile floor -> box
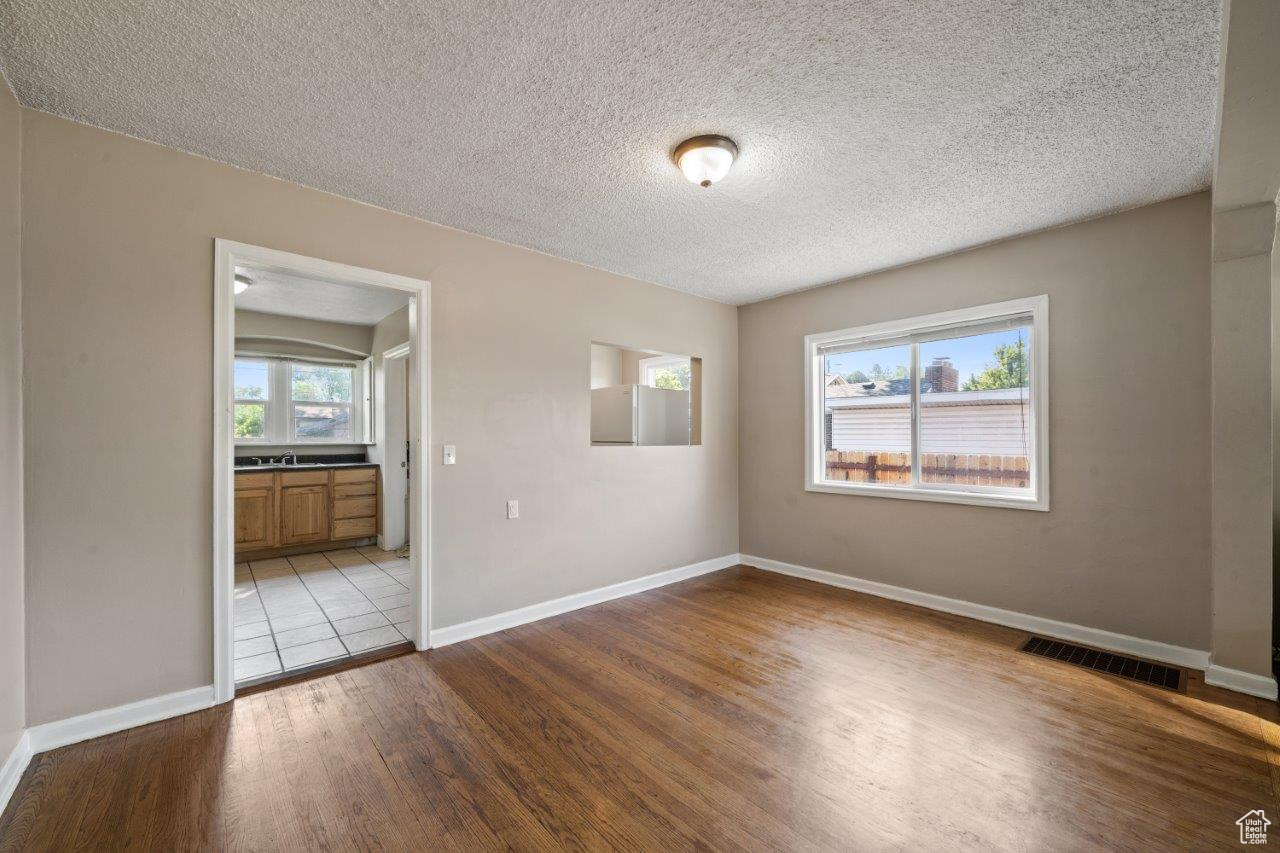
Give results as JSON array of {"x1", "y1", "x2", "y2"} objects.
[{"x1": 233, "y1": 546, "x2": 414, "y2": 684}]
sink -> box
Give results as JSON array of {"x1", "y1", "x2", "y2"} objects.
[{"x1": 233, "y1": 461, "x2": 327, "y2": 470}]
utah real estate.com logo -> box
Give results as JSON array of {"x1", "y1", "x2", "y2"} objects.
[{"x1": 1238, "y1": 810, "x2": 1271, "y2": 845}]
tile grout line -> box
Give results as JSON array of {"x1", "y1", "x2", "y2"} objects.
[
  {"x1": 283, "y1": 554, "x2": 358, "y2": 669},
  {"x1": 236, "y1": 548, "x2": 412, "y2": 684},
  {"x1": 241, "y1": 560, "x2": 284, "y2": 678},
  {"x1": 325, "y1": 549, "x2": 413, "y2": 641},
  {"x1": 247, "y1": 555, "x2": 349, "y2": 679}
]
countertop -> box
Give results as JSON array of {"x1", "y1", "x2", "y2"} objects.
[{"x1": 234, "y1": 461, "x2": 379, "y2": 472}]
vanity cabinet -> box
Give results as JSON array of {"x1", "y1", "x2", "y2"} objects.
[{"x1": 235, "y1": 465, "x2": 379, "y2": 558}]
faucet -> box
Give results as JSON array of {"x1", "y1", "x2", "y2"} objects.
[{"x1": 278, "y1": 451, "x2": 295, "y2": 466}]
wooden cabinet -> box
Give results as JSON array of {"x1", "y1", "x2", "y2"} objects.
[
  {"x1": 234, "y1": 487, "x2": 275, "y2": 550},
  {"x1": 234, "y1": 465, "x2": 379, "y2": 558},
  {"x1": 330, "y1": 467, "x2": 378, "y2": 541},
  {"x1": 280, "y1": 485, "x2": 330, "y2": 545}
]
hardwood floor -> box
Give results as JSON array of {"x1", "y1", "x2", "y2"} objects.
[{"x1": 3, "y1": 565, "x2": 1277, "y2": 850}]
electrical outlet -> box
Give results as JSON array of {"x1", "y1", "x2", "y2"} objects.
[
  {"x1": 506, "y1": 499, "x2": 519, "y2": 519},
  {"x1": 443, "y1": 444, "x2": 456, "y2": 465}
]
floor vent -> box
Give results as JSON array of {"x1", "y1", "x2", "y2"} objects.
[{"x1": 1020, "y1": 637, "x2": 1184, "y2": 691}]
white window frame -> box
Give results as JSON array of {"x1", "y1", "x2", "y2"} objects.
[
  {"x1": 638, "y1": 354, "x2": 691, "y2": 388},
  {"x1": 232, "y1": 355, "x2": 372, "y2": 445},
  {"x1": 232, "y1": 356, "x2": 273, "y2": 444},
  {"x1": 804, "y1": 295, "x2": 1049, "y2": 511}
]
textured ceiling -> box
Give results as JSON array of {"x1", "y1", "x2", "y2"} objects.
[
  {"x1": 0, "y1": 1, "x2": 1219, "y2": 304},
  {"x1": 235, "y1": 267, "x2": 410, "y2": 326}
]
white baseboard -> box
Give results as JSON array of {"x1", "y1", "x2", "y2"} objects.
[
  {"x1": 741, "y1": 554, "x2": 1214, "y2": 673},
  {"x1": 26, "y1": 685, "x2": 217, "y2": 755},
  {"x1": 0, "y1": 730, "x2": 33, "y2": 819},
  {"x1": 430, "y1": 553, "x2": 742, "y2": 647},
  {"x1": 1205, "y1": 664, "x2": 1279, "y2": 700}
]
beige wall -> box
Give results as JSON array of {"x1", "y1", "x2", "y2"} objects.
[
  {"x1": 620, "y1": 348, "x2": 655, "y2": 385},
  {"x1": 0, "y1": 82, "x2": 24, "y2": 760},
  {"x1": 738, "y1": 193, "x2": 1213, "y2": 651},
  {"x1": 589, "y1": 343, "x2": 622, "y2": 389},
  {"x1": 1207, "y1": 0, "x2": 1280, "y2": 682},
  {"x1": 21, "y1": 111, "x2": 738, "y2": 724},
  {"x1": 235, "y1": 308, "x2": 376, "y2": 356},
  {"x1": 1274, "y1": 219, "x2": 1280, "y2": 647},
  {"x1": 1210, "y1": 203, "x2": 1275, "y2": 677}
]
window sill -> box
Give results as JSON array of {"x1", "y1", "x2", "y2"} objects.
[{"x1": 805, "y1": 480, "x2": 1048, "y2": 511}]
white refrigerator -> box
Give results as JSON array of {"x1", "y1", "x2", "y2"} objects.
[{"x1": 591, "y1": 384, "x2": 690, "y2": 446}]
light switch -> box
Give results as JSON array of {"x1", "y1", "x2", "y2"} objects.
[
  {"x1": 443, "y1": 444, "x2": 456, "y2": 465},
  {"x1": 507, "y1": 499, "x2": 519, "y2": 519}
]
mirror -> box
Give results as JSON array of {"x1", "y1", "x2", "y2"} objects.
[{"x1": 590, "y1": 342, "x2": 702, "y2": 446}]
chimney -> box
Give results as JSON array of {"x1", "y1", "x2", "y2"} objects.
[{"x1": 925, "y1": 357, "x2": 958, "y2": 392}]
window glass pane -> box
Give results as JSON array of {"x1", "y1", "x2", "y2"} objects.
[
  {"x1": 234, "y1": 403, "x2": 266, "y2": 439},
  {"x1": 919, "y1": 327, "x2": 1031, "y2": 489},
  {"x1": 646, "y1": 361, "x2": 691, "y2": 390},
  {"x1": 291, "y1": 364, "x2": 353, "y2": 403},
  {"x1": 234, "y1": 360, "x2": 269, "y2": 400},
  {"x1": 293, "y1": 404, "x2": 351, "y2": 441},
  {"x1": 823, "y1": 344, "x2": 911, "y2": 486}
]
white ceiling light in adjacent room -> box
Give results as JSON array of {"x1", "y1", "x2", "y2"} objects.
[
  {"x1": 234, "y1": 274, "x2": 253, "y2": 295},
  {"x1": 673, "y1": 135, "x2": 737, "y2": 188}
]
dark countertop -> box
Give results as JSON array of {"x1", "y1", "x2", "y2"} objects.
[{"x1": 234, "y1": 462, "x2": 379, "y2": 472}]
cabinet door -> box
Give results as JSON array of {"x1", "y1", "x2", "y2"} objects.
[
  {"x1": 234, "y1": 487, "x2": 275, "y2": 551},
  {"x1": 280, "y1": 485, "x2": 330, "y2": 545}
]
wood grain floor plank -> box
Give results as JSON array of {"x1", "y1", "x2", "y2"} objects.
[
  {"x1": 341, "y1": 656, "x2": 577, "y2": 848},
  {"x1": 3, "y1": 566, "x2": 1277, "y2": 851},
  {"x1": 0, "y1": 751, "x2": 56, "y2": 850},
  {"x1": 428, "y1": 642, "x2": 704, "y2": 849},
  {"x1": 477, "y1": 624, "x2": 854, "y2": 850}
]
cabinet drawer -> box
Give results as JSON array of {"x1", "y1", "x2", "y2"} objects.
[
  {"x1": 280, "y1": 469, "x2": 330, "y2": 486},
  {"x1": 235, "y1": 472, "x2": 274, "y2": 490},
  {"x1": 333, "y1": 467, "x2": 377, "y2": 484},
  {"x1": 333, "y1": 496, "x2": 376, "y2": 520},
  {"x1": 332, "y1": 517, "x2": 377, "y2": 539},
  {"x1": 334, "y1": 481, "x2": 376, "y2": 497}
]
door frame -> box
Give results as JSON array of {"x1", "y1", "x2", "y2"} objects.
[
  {"x1": 213, "y1": 239, "x2": 432, "y2": 703},
  {"x1": 378, "y1": 342, "x2": 411, "y2": 551}
]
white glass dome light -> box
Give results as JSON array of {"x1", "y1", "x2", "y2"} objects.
[
  {"x1": 673, "y1": 135, "x2": 737, "y2": 188},
  {"x1": 233, "y1": 274, "x2": 253, "y2": 295}
]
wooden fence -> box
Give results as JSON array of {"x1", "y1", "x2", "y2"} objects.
[{"x1": 825, "y1": 451, "x2": 1030, "y2": 488}]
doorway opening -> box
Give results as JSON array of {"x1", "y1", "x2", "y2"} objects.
[{"x1": 213, "y1": 241, "x2": 431, "y2": 700}]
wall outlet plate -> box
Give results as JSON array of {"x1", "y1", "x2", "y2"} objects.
[
  {"x1": 506, "y1": 499, "x2": 518, "y2": 519},
  {"x1": 443, "y1": 444, "x2": 456, "y2": 465}
]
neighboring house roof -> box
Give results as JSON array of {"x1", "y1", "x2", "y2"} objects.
[
  {"x1": 826, "y1": 378, "x2": 908, "y2": 398},
  {"x1": 825, "y1": 374, "x2": 848, "y2": 386},
  {"x1": 826, "y1": 386, "x2": 1030, "y2": 410}
]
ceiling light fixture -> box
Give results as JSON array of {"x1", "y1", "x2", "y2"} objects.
[
  {"x1": 233, "y1": 273, "x2": 253, "y2": 295},
  {"x1": 673, "y1": 135, "x2": 737, "y2": 187}
]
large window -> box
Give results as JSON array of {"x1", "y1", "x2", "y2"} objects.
[
  {"x1": 234, "y1": 357, "x2": 370, "y2": 445},
  {"x1": 806, "y1": 296, "x2": 1048, "y2": 510}
]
